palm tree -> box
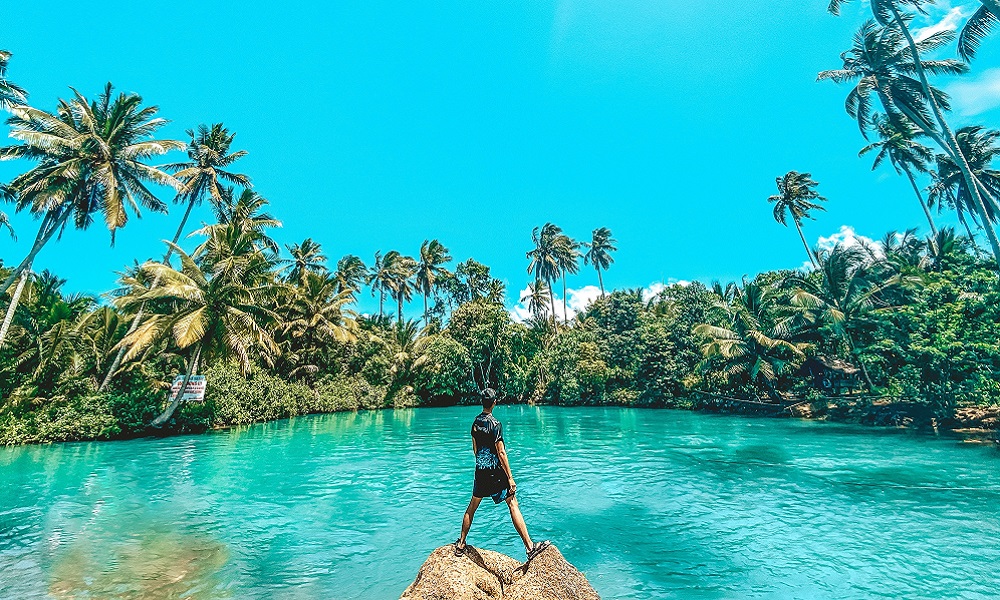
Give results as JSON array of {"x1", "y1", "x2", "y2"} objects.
[
  {"x1": 928, "y1": 125, "x2": 1000, "y2": 218},
  {"x1": 554, "y1": 234, "x2": 581, "y2": 323},
  {"x1": 160, "y1": 124, "x2": 251, "y2": 259},
  {"x1": 694, "y1": 278, "x2": 805, "y2": 398},
  {"x1": 368, "y1": 251, "x2": 391, "y2": 318},
  {"x1": 415, "y1": 239, "x2": 452, "y2": 326},
  {"x1": 114, "y1": 243, "x2": 278, "y2": 427},
  {"x1": 485, "y1": 279, "x2": 506, "y2": 304},
  {"x1": 0, "y1": 184, "x2": 14, "y2": 240},
  {"x1": 785, "y1": 243, "x2": 898, "y2": 389},
  {"x1": 334, "y1": 254, "x2": 368, "y2": 297},
  {"x1": 958, "y1": 1, "x2": 1000, "y2": 62},
  {"x1": 99, "y1": 124, "x2": 250, "y2": 390},
  {"x1": 277, "y1": 271, "x2": 357, "y2": 380},
  {"x1": 0, "y1": 84, "x2": 183, "y2": 347},
  {"x1": 583, "y1": 227, "x2": 617, "y2": 296},
  {"x1": 382, "y1": 250, "x2": 417, "y2": 323},
  {"x1": 203, "y1": 188, "x2": 281, "y2": 254},
  {"x1": 526, "y1": 223, "x2": 563, "y2": 327},
  {"x1": 0, "y1": 50, "x2": 27, "y2": 110},
  {"x1": 521, "y1": 280, "x2": 551, "y2": 322},
  {"x1": 822, "y1": 9, "x2": 1000, "y2": 273},
  {"x1": 281, "y1": 238, "x2": 327, "y2": 283},
  {"x1": 768, "y1": 171, "x2": 827, "y2": 268},
  {"x1": 859, "y1": 114, "x2": 938, "y2": 243}
]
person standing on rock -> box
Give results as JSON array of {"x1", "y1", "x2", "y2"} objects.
[{"x1": 454, "y1": 388, "x2": 550, "y2": 560}]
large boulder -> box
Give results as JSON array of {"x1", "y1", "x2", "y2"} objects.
[{"x1": 400, "y1": 544, "x2": 600, "y2": 600}]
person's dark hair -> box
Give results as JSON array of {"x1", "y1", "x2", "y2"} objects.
[{"x1": 480, "y1": 387, "x2": 498, "y2": 408}]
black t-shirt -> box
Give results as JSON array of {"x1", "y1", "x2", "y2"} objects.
[{"x1": 471, "y1": 412, "x2": 504, "y2": 471}]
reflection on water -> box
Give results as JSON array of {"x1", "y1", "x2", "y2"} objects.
[
  {"x1": 1, "y1": 407, "x2": 999, "y2": 599},
  {"x1": 50, "y1": 526, "x2": 228, "y2": 600}
]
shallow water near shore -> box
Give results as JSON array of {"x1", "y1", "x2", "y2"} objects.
[{"x1": 2, "y1": 406, "x2": 999, "y2": 599}]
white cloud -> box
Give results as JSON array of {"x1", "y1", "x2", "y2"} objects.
[
  {"x1": 947, "y1": 68, "x2": 1000, "y2": 116},
  {"x1": 914, "y1": 5, "x2": 968, "y2": 42},
  {"x1": 800, "y1": 226, "x2": 882, "y2": 271},
  {"x1": 510, "y1": 281, "x2": 690, "y2": 322}
]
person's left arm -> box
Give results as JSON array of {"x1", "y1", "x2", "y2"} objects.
[{"x1": 495, "y1": 440, "x2": 516, "y2": 494}]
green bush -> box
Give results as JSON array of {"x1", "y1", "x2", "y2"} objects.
[{"x1": 0, "y1": 395, "x2": 118, "y2": 445}]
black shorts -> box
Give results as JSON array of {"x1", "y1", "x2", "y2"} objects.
[{"x1": 473, "y1": 468, "x2": 512, "y2": 504}]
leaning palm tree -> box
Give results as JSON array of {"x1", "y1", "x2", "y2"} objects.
[
  {"x1": 334, "y1": 254, "x2": 368, "y2": 297},
  {"x1": 958, "y1": 1, "x2": 1000, "y2": 62},
  {"x1": 526, "y1": 223, "x2": 563, "y2": 327},
  {"x1": 415, "y1": 239, "x2": 452, "y2": 326},
  {"x1": 114, "y1": 243, "x2": 278, "y2": 427},
  {"x1": 822, "y1": 9, "x2": 1000, "y2": 273},
  {"x1": 99, "y1": 124, "x2": 250, "y2": 390},
  {"x1": 768, "y1": 171, "x2": 827, "y2": 268},
  {"x1": 583, "y1": 227, "x2": 616, "y2": 296},
  {"x1": 0, "y1": 50, "x2": 27, "y2": 110},
  {"x1": 280, "y1": 238, "x2": 327, "y2": 283},
  {"x1": 859, "y1": 114, "x2": 938, "y2": 243},
  {"x1": 0, "y1": 84, "x2": 183, "y2": 347},
  {"x1": 927, "y1": 126, "x2": 1000, "y2": 246}
]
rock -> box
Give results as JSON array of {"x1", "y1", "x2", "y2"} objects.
[{"x1": 400, "y1": 544, "x2": 600, "y2": 600}]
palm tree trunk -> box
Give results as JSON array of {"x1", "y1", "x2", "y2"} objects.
[
  {"x1": 902, "y1": 167, "x2": 938, "y2": 254},
  {"x1": 0, "y1": 210, "x2": 65, "y2": 295},
  {"x1": 150, "y1": 343, "x2": 202, "y2": 428},
  {"x1": 891, "y1": 6, "x2": 1000, "y2": 277},
  {"x1": 0, "y1": 269, "x2": 29, "y2": 348},
  {"x1": 794, "y1": 220, "x2": 818, "y2": 268},
  {"x1": 597, "y1": 267, "x2": 605, "y2": 297},
  {"x1": 423, "y1": 291, "x2": 429, "y2": 327},
  {"x1": 548, "y1": 281, "x2": 557, "y2": 328},
  {"x1": 843, "y1": 330, "x2": 875, "y2": 390},
  {"x1": 99, "y1": 199, "x2": 196, "y2": 391},
  {"x1": 379, "y1": 288, "x2": 384, "y2": 318},
  {"x1": 958, "y1": 211, "x2": 979, "y2": 246},
  {"x1": 397, "y1": 293, "x2": 403, "y2": 324},
  {"x1": 561, "y1": 269, "x2": 568, "y2": 324}
]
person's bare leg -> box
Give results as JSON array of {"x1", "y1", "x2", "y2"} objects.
[
  {"x1": 505, "y1": 495, "x2": 534, "y2": 552},
  {"x1": 459, "y1": 496, "x2": 482, "y2": 547}
]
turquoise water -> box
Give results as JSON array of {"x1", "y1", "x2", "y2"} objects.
[{"x1": 2, "y1": 406, "x2": 999, "y2": 599}]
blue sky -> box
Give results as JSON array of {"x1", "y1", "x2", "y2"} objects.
[{"x1": 2, "y1": 0, "x2": 999, "y2": 317}]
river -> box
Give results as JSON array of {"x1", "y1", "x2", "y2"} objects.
[{"x1": 2, "y1": 406, "x2": 999, "y2": 599}]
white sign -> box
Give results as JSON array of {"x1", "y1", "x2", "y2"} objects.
[{"x1": 169, "y1": 375, "x2": 207, "y2": 403}]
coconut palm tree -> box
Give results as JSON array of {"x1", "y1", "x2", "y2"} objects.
[
  {"x1": 583, "y1": 227, "x2": 616, "y2": 296},
  {"x1": 100, "y1": 125, "x2": 250, "y2": 390},
  {"x1": 0, "y1": 184, "x2": 14, "y2": 239},
  {"x1": 368, "y1": 251, "x2": 390, "y2": 318},
  {"x1": 768, "y1": 172, "x2": 827, "y2": 268},
  {"x1": 859, "y1": 114, "x2": 938, "y2": 243},
  {"x1": 785, "y1": 243, "x2": 899, "y2": 389},
  {"x1": 958, "y1": 1, "x2": 1000, "y2": 62},
  {"x1": 823, "y1": 8, "x2": 1000, "y2": 273},
  {"x1": 382, "y1": 250, "x2": 417, "y2": 323},
  {"x1": 485, "y1": 279, "x2": 506, "y2": 304},
  {"x1": 115, "y1": 243, "x2": 278, "y2": 427},
  {"x1": 521, "y1": 280, "x2": 551, "y2": 322},
  {"x1": 0, "y1": 50, "x2": 27, "y2": 110},
  {"x1": 281, "y1": 238, "x2": 327, "y2": 283},
  {"x1": 0, "y1": 84, "x2": 183, "y2": 347},
  {"x1": 415, "y1": 239, "x2": 452, "y2": 326},
  {"x1": 277, "y1": 271, "x2": 357, "y2": 380},
  {"x1": 927, "y1": 126, "x2": 1000, "y2": 227},
  {"x1": 554, "y1": 234, "x2": 581, "y2": 323},
  {"x1": 526, "y1": 223, "x2": 563, "y2": 327},
  {"x1": 160, "y1": 124, "x2": 251, "y2": 259},
  {"x1": 334, "y1": 254, "x2": 368, "y2": 297},
  {"x1": 203, "y1": 188, "x2": 281, "y2": 254},
  {"x1": 694, "y1": 278, "x2": 805, "y2": 398}
]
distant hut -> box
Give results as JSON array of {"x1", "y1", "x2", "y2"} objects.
[{"x1": 799, "y1": 356, "x2": 861, "y2": 395}]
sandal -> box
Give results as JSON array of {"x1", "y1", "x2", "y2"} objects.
[
  {"x1": 526, "y1": 540, "x2": 551, "y2": 561},
  {"x1": 454, "y1": 539, "x2": 467, "y2": 557}
]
